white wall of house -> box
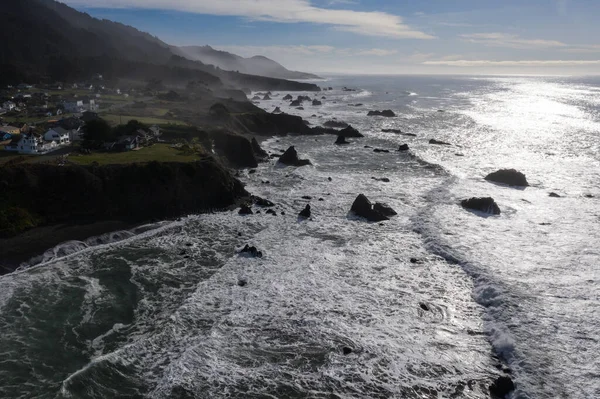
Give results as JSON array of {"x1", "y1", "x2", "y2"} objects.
[
  {"x1": 17, "y1": 135, "x2": 57, "y2": 155},
  {"x1": 44, "y1": 129, "x2": 71, "y2": 145}
]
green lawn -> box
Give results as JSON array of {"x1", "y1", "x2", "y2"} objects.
[
  {"x1": 69, "y1": 144, "x2": 201, "y2": 165},
  {"x1": 99, "y1": 114, "x2": 189, "y2": 126}
]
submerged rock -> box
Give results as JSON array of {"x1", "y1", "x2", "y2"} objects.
[
  {"x1": 485, "y1": 169, "x2": 529, "y2": 187},
  {"x1": 263, "y1": 94, "x2": 271, "y2": 100},
  {"x1": 461, "y1": 197, "x2": 501, "y2": 215},
  {"x1": 266, "y1": 209, "x2": 277, "y2": 216},
  {"x1": 549, "y1": 192, "x2": 562, "y2": 198},
  {"x1": 489, "y1": 376, "x2": 515, "y2": 398},
  {"x1": 312, "y1": 99, "x2": 322, "y2": 106},
  {"x1": 335, "y1": 135, "x2": 350, "y2": 145},
  {"x1": 368, "y1": 110, "x2": 396, "y2": 117},
  {"x1": 299, "y1": 204, "x2": 311, "y2": 218},
  {"x1": 342, "y1": 347, "x2": 353, "y2": 355},
  {"x1": 290, "y1": 99, "x2": 302, "y2": 107},
  {"x1": 373, "y1": 148, "x2": 390, "y2": 153},
  {"x1": 283, "y1": 94, "x2": 293, "y2": 100},
  {"x1": 272, "y1": 106, "x2": 282, "y2": 114},
  {"x1": 351, "y1": 194, "x2": 390, "y2": 222},
  {"x1": 278, "y1": 146, "x2": 312, "y2": 167},
  {"x1": 372, "y1": 177, "x2": 390, "y2": 183},
  {"x1": 323, "y1": 120, "x2": 349, "y2": 128},
  {"x1": 238, "y1": 204, "x2": 253, "y2": 215},
  {"x1": 429, "y1": 138, "x2": 451, "y2": 146},
  {"x1": 240, "y1": 244, "x2": 263, "y2": 258},
  {"x1": 382, "y1": 128, "x2": 403, "y2": 133},
  {"x1": 398, "y1": 144, "x2": 409, "y2": 151}
]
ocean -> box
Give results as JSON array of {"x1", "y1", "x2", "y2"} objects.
[{"x1": 0, "y1": 75, "x2": 598, "y2": 398}]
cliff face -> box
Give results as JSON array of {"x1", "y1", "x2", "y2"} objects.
[{"x1": 0, "y1": 158, "x2": 247, "y2": 237}]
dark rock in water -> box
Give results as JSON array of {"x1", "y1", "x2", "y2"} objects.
[
  {"x1": 419, "y1": 303, "x2": 430, "y2": 311},
  {"x1": 278, "y1": 146, "x2": 312, "y2": 167},
  {"x1": 318, "y1": 198, "x2": 324, "y2": 201},
  {"x1": 398, "y1": 144, "x2": 409, "y2": 151},
  {"x1": 311, "y1": 114, "x2": 317, "y2": 117},
  {"x1": 281, "y1": 211, "x2": 286, "y2": 215},
  {"x1": 461, "y1": 197, "x2": 501, "y2": 215},
  {"x1": 251, "y1": 137, "x2": 268, "y2": 158},
  {"x1": 272, "y1": 106, "x2": 282, "y2": 114},
  {"x1": 368, "y1": 110, "x2": 396, "y2": 117},
  {"x1": 372, "y1": 177, "x2": 390, "y2": 183},
  {"x1": 382, "y1": 128, "x2": 403, "y2": 134},
  {"x1": 485, "y1": 169, "x2": 529, "y2": 187},
  {"x1": 249, "y1": 169, "x2": 256, "y2": 174},
  {"x1": 241, "y1": 244, "x2": 263, "y2": 258},
  {"x1": 364, "y1": 145, "x2": 372, "y2": 149},
  {"x1": 351, "y1": 194, "x2": 390, "y2": 222},
  {"x1": 410, "y1": 258, "x2": 424, "y2": 264},
  {"x1": 429, "y1": 139, "x2": 451, "y2": 146},
  {"x1": 338, "y1": 125, "x2": 364, "y2": 138},
  {"x1": 302, "y1": 196, "x2": 313, "y2": 200},
  {"x1": 297, "y1": 95, "x2": 312, "y2": 102},
  {"x1": 185, "y1": 242, "x2": 193, "y2": 247},
  {"x1": 354, "y1": 103, "x2": 363, "y2": 107},
  {"x1": 324, "y1": 120, "x2": 349, "y2": 128},
  {"x1": 299, "y1": 204, "x2": 311, "y2": 218},
  {"x1": 489, "y1": 376, "x2": 515, "y2": 398},
  {"x1": 328, "y1": 177, "x2": 333, "y2": 182},
  {"x1": 584, "y1": 194, "x2": 594, "y2": 198},
  {"x1": 296, "y1": 107, "x2": 305, "y2": 110},
  {"x1": 290, "y1": 99, "x2": 302, "y2": 106},
  {"x1": 263, "y1": 94, "x2": 271, "y2": 100},
  {"x1": 437, "y1": 109, "x2": 445, "y2": 113},
  {"x1": 374, "y1": 202, "x2": 397, "y2": 216},
  {"x1": 261, "y1": 180, "x2": 270, "y2": 184},
  {"x1": 239, "y1": 204, "x2": 253, "y2": 215},
  {"x1": 328, "y1": 87, "x2": 333, "y2": 90},
  {"x1": 237, "y1": 279, "x2": 247, "y2": 287},
  {"x1": 549, "y1": 192, "x2": 562, "y2": 198},
  {"x1": 455, "y1": 153, "x2": 465, "y2": 157},
  {"x1": 283, "y1": 94, "x2": 293, "y2": 100},
  {"x1": 312, "y1": 99, "x2": 322, "y2": 106},
  {"x1": 342, "y1": 347, "x2": 353, "y2": 355},
  {"x1": 251, "y1": 95, "x2": 261, "y2": 100},
  {"x1": 321, "y1": 96, "x2": 326, "y2": 99},
  {"x1": 373, "y1": 148, "x2": 390, "y2": 153},
  {"x1": 335, "y1": 135, "x2": 350, "y2": 145},
  {"x1": 266, "y1": 209, "x2": 277, "y2": 216}
]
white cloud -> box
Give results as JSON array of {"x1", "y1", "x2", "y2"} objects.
[
  {"x1": 64, "y1": 0, "x2": 433, "y2": 39},
  {"x1": 460, "y1": 33, "x2": 566, "y2": 49},
  {"x1": 423, "y1": 59, "x2": 600, "y2": 67},
  {"x1": 560, "y1": 45, "x2": 600, "y2": 53}
]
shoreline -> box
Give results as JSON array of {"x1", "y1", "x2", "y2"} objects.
[{"x1": 0, "y1": 220, "x2": 139, "y2": 274}]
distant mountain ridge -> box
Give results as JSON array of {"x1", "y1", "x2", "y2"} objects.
[
  {"x1": 0, "y1": 0, "x2": 319, "y2": 91},
  {"x1": 176, "y1": 46, "x2": 321, "y2": 80}
]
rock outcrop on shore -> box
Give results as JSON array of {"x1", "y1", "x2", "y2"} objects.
[
  {"x1": 251, "y1": 137, "x2": 268, "y2": 159},
  {"x1": 368, "y1": 110, "x2": 396, "y2": 117},
  {"x1": 335, "y1": 135, "x2": 350, "y2": 145},
  {"x1": 278, "y1": 146, "x2": 312, "y2": 166},
  {"x1": 283, "y1": 94, "x2": 293, "y2": 100},
  {"x1": 338, "y1": 125, "x2": 364, "y2": 138},
  {"x1": 351, "y1": 194, "x2": 390, "y2": 222},
  {"x1": 323, "y1": 120, "x2": 349, "y2": 128},
  {"x1": 461, "y1": 197, "x2": 501, "y2": 215},
  {"x1": 0, "y1": 159, "x2": 248, "y2": 238},
  {"x1": 485, "y1": 169, "x2": 529, "y2": 187},
  {"x1": 211, "y1": 131, "x2": 259, "y2": 168}
]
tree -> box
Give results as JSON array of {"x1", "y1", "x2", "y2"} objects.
[{"x1": 83, "y1": 119, "x2": 114, "y2": 148}]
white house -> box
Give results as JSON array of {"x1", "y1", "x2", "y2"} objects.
[
  {"x1": 2, "y1": 101, "x2": 15, "y2": 111},
  {"x1": 64, "y1": 100, "x2": 84, "y2": 113},
  {"x1": 14, "y1": 134, "x2": 57, "y2": 155},
  {"x1": 44, "y1": 127, "x2": 71, "y2": 145}
]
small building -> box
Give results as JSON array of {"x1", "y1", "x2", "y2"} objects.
[
  {"x1": 0, "y1": 125, "x2": 21, "y2": 135},
  {"x1": 14, "y1": 133, "x2": 57, "y2": 155},
  {"x1": 44, "y1": 127, "x2": 71, "y2": 145},
  {"x1": 2, "y1": 101, "x2": 16, "y2": 111},
  {"x1": 118, "y1": 135, "x2": 139, "y2": 151}
]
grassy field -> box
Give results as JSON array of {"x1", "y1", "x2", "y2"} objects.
[
  {"x1": 69, "y1": 144, "x2": 201, "y2": 165},
  {"x1": 99, "y1": 114, "x2": 189, "y2": 126}
]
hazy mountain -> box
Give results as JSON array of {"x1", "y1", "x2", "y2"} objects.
[
  {"x1": 176, "y1": 46, "x2": 321, "y2": 80},
  {"x1": 0, "y1": 0, "x2": 319, "y2": 91}
]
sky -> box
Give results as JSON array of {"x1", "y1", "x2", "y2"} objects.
[{"x1": 63, "y1": 0, "x2": 600, "y2": 75}]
